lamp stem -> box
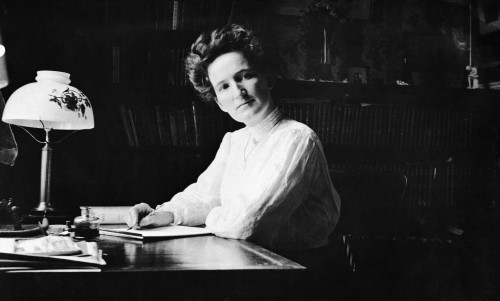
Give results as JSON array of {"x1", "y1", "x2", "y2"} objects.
[{"x1": 33, "y1": 128, "x2": 54, "y2": 212}]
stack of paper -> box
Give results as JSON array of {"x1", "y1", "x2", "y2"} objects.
[
  {"x1": 0, "y1": 236, "x2": 106, "y2": 272},
  {"x1": 100, "y1": 225, "x2": 212, "y2": 240}
]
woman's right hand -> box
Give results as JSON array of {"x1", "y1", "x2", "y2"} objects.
[{"x1": 125, "y1": 203, "x2": 154, "y2": 228}]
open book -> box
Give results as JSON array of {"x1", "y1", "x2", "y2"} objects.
[{"x1": 100, "y1": 225, "x2": 212, "y2": 240}]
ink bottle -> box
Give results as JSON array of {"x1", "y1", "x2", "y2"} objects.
[{"x1": 74, "y1": 206, "x2": 100, "y2": 239}]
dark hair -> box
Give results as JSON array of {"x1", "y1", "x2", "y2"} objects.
[{"x1": 185, "y1": 24, "x2": 264, "y2": 102}]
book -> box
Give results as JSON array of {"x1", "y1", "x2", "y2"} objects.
[
  {"x1": 86, "y1": 206, "x2": 130, "y2": 225},
  {"x1": 100, "y1": 225, "x2": 212, "y2": 240},
  {"x1": 127, "y1": 105, "x2": 139, "y2": 147},
  {"x1": 169, "y1": 110, "x2": 179, "y2": 146},
  {"x1": 141, "y1": 106, "x2": 160, "y2": 147},
  {"x1": 172, "y1": 0, "x2": 179, "y2": 30},
  {"x1": 112, "y1": 46, "x2": 120, "y2": 84},
  {"x1": 191, "y1": 101, "x2": 203, "y2": 147},
  {"x1": 119, "y1": 104, "x2": 135, "y2": 147}
]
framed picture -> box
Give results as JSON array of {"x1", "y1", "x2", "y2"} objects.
[{"x1": 348, "y1": 67, "x2": 367, "y2": 84}]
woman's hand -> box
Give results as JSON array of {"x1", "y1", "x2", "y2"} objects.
[
  {"x1": 125, "y1": 203, "x2": 174, "y2": 229},
  {"x1": 125, "y1": 203, "x2": 154, "y2": 228},
  {"x1": 138, "y1": 211, "x2": 174, "y2": 228}
]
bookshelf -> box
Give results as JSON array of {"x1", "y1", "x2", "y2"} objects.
[
  {"x1": 106, "y1": 80, "x2": 499, "y2": 225},
  {"x1": 272, "y1": 81, "x2": 498, "y2": 234}
]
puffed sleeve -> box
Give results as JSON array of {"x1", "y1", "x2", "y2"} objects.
[
  {"x1": 155, "y1": 133, "x2": 231, "y2": 225},
  {"x1": 205, "y1": 129, "x2": 326, "y2": 245}
]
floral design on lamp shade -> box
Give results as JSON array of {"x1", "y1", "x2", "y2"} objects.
[{"x1": 49, "y1": 88, "x2": 91, "y2": 119}]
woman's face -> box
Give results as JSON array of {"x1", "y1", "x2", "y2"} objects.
[{"x1": 207, "y1": 51, "x2": 275, "y2": 127}]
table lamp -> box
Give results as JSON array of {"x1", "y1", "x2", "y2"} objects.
[{"x1": 1, "y1": 70, "x2": 94, "y2": 217}]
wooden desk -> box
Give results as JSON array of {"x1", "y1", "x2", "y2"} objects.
[
  {"x1": 0, "y1": 234, "x2": 306, "y2": 301},
  {"x1": 100, "y1": 234, "x2": 304, "y2": 272}
]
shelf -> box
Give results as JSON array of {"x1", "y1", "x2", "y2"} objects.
[
  {"x1": 76, "y1": 27, "x2": 198, "y2": 48},
  {"x1": 100, "y1": 145, "x2": 219, "y2": 154},
  {"x1": 103, "y1": 84, "x2": 197, "y2": 105},
  {"x1": 323, "y1": 146, "x2": 495, "y2": 165},
  {"x1": 273, "y1": 79, "x2": 500, "y2": 108}
]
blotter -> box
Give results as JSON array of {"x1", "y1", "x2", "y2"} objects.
[{"x1": 100, "y1": 225, "x2": 212, "y2": 240}]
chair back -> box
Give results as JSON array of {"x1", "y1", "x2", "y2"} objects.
[{"x1": 331, "y1": 169, "x2": 408, "y2": 237}]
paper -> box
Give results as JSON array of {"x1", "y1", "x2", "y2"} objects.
[
  {"x1": 15, "y1": 236, "x2": 81, "y2": 256},
  {"x1": 0, "y1": 237, "x2": 107, "y2": 270},
  {"x1": 100, "y1": 225, "x2": 212, "y2": 240}
]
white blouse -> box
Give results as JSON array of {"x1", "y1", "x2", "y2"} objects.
[{"x1": 156, "y1": 108, "x2": 341, "y2": 251}]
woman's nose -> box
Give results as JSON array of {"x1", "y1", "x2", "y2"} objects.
[{"x1": 232, "y1": 84, "x2": 247, "y2": 99}]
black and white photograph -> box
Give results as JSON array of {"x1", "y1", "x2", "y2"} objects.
[{"x1": 0, "y1": 0, "x2": 499, "y2": 300}]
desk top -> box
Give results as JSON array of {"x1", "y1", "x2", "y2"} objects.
[
  {"x1": 0, "y1": 226, "x2": 305, "y2": 301},
  {"x1": 0, "y1": 224, "x2": 304, "y2": 273},
  {"x1": 98, "y1": 234, "x2": 305, "y2": 272},
  {"x1": 0, "y1": 231, "x2": 306, "y2": 301}
]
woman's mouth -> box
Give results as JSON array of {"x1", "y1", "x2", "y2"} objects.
[{"x1": 238, "y1": 99, "x2": 255, "y2": 109}]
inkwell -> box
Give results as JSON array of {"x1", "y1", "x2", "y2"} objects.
[{"x1": 74, "y1": 206, "x2": 100, "y2": 239}]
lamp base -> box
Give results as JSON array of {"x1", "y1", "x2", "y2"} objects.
[{"x1": 32, "y1": 201, "x2": 56, "y2": 212}]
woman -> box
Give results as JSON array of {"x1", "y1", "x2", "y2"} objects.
[{"x1": 125, "y1": 24, "x2": 340, "y2": 251}]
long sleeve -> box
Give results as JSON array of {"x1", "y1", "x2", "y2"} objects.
[
  {"x1": 157, "y1": 113, "x2": 340, "y2": 251},
  {"x1": 206, "y1": 126, "x2": 338, "y2": 250},
  {"x1": 156, "y1": 133, "x2": 231, "y2": 225}
]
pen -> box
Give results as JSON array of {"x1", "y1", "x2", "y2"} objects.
[{"x1": 127, "y1": 210, "x2": 155, "y2": 230}]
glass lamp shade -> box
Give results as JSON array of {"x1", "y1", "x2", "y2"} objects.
[{"x1": 2, "y1": 70, "x2": 94, "y2": 130}]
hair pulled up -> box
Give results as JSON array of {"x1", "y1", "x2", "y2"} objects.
[{"x1": 185, "y1": 24, "x2": 263, "y2": 102}]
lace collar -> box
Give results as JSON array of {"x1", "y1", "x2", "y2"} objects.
[{"x1": 247, "y1": 107, "x2": 283, "y2": 142}]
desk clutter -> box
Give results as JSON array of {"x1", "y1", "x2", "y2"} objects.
[
  {"x1": 0, "y1": 235, "x2": 106, "y2": 272},
  {"x1": 0, "y1": 206, "x2": 109, "y2": 272},
  {"x1": 0, "y1": 205, "x2": 214, "y2": 272}
]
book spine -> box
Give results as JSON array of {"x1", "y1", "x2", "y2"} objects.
[
  {"x1": 334, "y1": 104, "x2": 342, "y2": 146},
  {"x1": 155, "y1": 105, "x2": 168, "y2": 147},
  {"x1": 141, "y1": 106, "x2": 159, "y2": 147},
  {"x1": 127, "y1": 106, "x2": 139, "y2": 147},
  {"x1": 119, "y1": 104, "x2": 133, "y2": 147},
  {"x1": 177, "y1": 109, "x2": 186, "y2": 147},
  {"x1": 112, "y1": 46, "x2": 120, "y2": 84},
  {"x1": 319, "y1": 102, "x2": 327, "y2": 144},
  {"x1": 191, "y1": 102, "x2": 203, "y2": 147},
  {"x1": 169, "y1": 110, "x2": 179, "y2": 147},
  {"x1": 172, "y1": 0, "x2": 179, "y2": 30}
]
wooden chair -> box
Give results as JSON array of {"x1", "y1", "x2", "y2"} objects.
[
  {"x1": 330, "y1": 169, "x2": 481, "y2": 300},
  {"x1": 329, "y1": 168, "x2": 408, "y2": 276},
  {"x1": 278, "y1": 169, "x2": 409, "y2": 300}
]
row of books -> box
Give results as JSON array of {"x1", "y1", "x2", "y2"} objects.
[
  {"x1": 118, "y1": 102, "x2": 478, "y2": 149},
  {"x1": 281, "y1": 102, "x2": 477, "y2": 149},
  {"x1": 119, "y1": 103, "x2": 241, "y2": 148},
  {"x1": 106, "y1": 149, "x2": 211, "y2": 202},
  {"x1": 112, "y1": 46, "x2": 189, "y2": 86},
  {"x1": 104, "y1": 0, "x2": 233, "y2": 33},
  {"x1": 331, "y1": 162, "x2": 471, "y2": 209}
]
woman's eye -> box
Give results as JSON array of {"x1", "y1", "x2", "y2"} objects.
[
  {"x1": 220, "y1": 84, "x2": 229, "y2": 91},
  {"x1": 243, "y1": 72, "x2": 255, "y2": 79}
]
